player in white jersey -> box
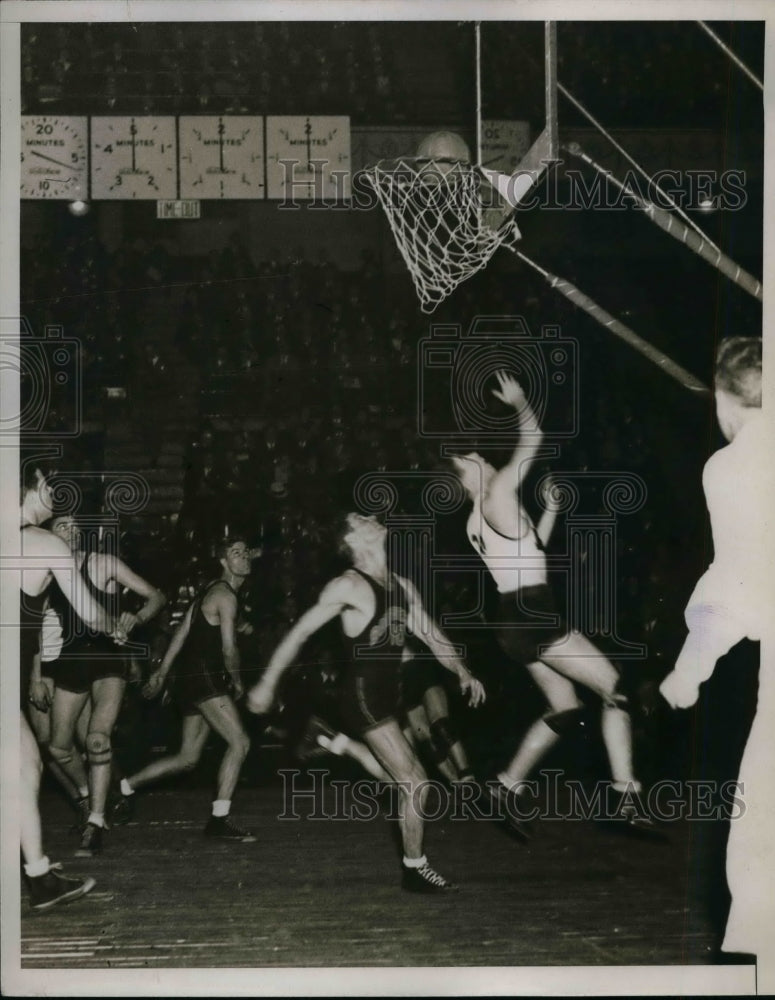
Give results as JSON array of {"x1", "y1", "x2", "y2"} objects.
[{"x1": 451, "y1": 371, "x2": 658, "y2": 839}]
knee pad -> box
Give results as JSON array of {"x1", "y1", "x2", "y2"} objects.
[
  {"x1": 49, "y1": 743, "x2": 75, "y2": 767},
  {"x1": 85, "y1": 731, "x2": 112, "y2": 767},
  {"x1": 543, "y1": 706, "x2": 588, "y2": 736},
  {"x1": 429, "y1": 717, "x2": 460, "y2": 757}
]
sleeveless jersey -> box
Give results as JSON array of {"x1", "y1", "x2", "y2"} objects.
[
  {"x1": 341, "y1": 569, "x2": 408, "y2": 669},
  {"x1": 20, "y1": 527, "x2": 47, "y2": 666},
  {"x1": 181, "y1": 579, "x2": 238, "y2": 665},
  {"x1": 56, "y1": 552, "x2": 114, "y2": 654},
  {"x1": 466, "y1": 497, "x2": 547, "y2": 594}
]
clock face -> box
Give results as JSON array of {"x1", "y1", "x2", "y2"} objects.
[
  {"x1": 179, "y1": 116, "x2": 265, "y2": 199},
  {"x1": 266, "y1": 116, "x2": 351, "y2": 200},
  {"x1": 91, "y1": 117, "x2": 177, "y2": 199},
  {"x1": 20, "y1": 116, "x2": 88, "y2": 199},
  {"x1": 480, "y1": 120, "x2": 531, "y2": 174}
]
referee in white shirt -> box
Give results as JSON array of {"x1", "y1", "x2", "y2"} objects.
[{"x1": 660, "y1": 336, "x2": 774, "y2": 968}]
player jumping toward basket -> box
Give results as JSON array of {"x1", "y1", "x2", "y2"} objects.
[
  {"x1": 247, "y1": 513, "x2": 486, "y2": 893},
  {"x1": 115, "y1": 536, "x2": 256, "y2": 842},
  {"x1": 451, "y1": 372, "x2": 658, "y2": 840}
]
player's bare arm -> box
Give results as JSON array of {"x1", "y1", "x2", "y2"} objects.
[
  {"x1": 217, "y1": 586, "x2": 243, "y2": 699},
  {"x1": 395, "y1": 574, "x2": 486, "y2": 708},
  {"x1": 103, "y1": 554, "x2": 167, "y2": 636},
  {"x1": 485, "y1": 372, "x2": 544, "y2": 535},
  {"x1": 246, "y1": 573, "x2": 356, "y2": 714}
]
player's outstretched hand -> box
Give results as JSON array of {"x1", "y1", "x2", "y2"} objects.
[
  {"x1": 28, "y1": 678, "x2": 51, "y2": 712},
  {"x1": 246, "y1": 681, "x2": 274, "y2": 716},
  {"x1": 659, "y1": 670, "x2": 700, "y2": 710},
  {"x1": 142, "y1": 669, "x2": 166, "y2": 701},
  {"x1": 460, "y1": 673, "x2": 486, "y2": 708},
  {"x1": 492, "y1": 371, "x2": 527, "y2": 410}
]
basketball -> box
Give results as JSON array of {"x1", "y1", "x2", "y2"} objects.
[{"x1": 416, "y1": 131, "x2": 471, "y2": 182}]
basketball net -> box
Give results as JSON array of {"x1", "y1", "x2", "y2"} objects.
[{"x1": 363, "y1": 157, "x2": 521, "y2": 313}]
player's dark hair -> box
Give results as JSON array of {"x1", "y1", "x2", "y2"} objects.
[
  {"x1": 19, "y1": 460, "x2": 56, "y2": 506},
  {"x1": 715, "y1": 337, "x2": 762, "y2": 407},
  {"x1": 215, "y1": 534, "x2": 248, "y2": 561}
]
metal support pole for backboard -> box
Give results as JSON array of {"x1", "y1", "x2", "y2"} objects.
[
  {"x1": 481, "y1": 21, "x2": 558, "y2": 207},
  {"x1": 545, "y1": 21, "x2": 558, "y2": 158}
]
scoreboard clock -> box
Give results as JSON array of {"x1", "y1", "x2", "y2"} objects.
[
  {"x1": 20, "y1": 116, "x2": 88, "y2": 199},
  {"x1": 91, "y1": 117, "x2": 177, "y2": 199},
  {"x1": 266, "y1": 116, "x2": 351, "y2": 200},
  {"x1": 179, "y1": 116, "x2": 265, "y2": 199},
  {"x1": 480, "y1": 120, "x2": 531, "y2": 174}
]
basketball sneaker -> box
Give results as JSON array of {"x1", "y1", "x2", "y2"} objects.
[
  {"x1": 109, "y1": 792, "x2": 135, "y2": 826},
  {"x1": 294, "y1": 715, "x2": 337, "y2": 762},
  {"x1": 74, "y1": 822, "x2": 103, "y2": 858},
  {"x1": 28, "y1": 864, "x2": 96, "y2": 910},
  {"x1": 401, "y1": 861, "x2": 457, "y2": 894},
  {"x1": 486, "y1": 780, "x2": 532, "y2": 842},
  {"x1": 69, "y1": 795, "x2": 91, "y2": 833},
  {"x1": 204, "y1": 815, "x2": 257, "y2": 843},
  {"x1": 601, "y1": 787, "x2": 669, "y2": 842}
]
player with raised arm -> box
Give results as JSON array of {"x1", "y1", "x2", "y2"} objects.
[
  {"x1": 451, "y1": 372, "x2": 657, "y2": 839},
  {"x1": 114, "y1": 537, "x2": 256, "y2": 843},
  {"x1": 247, "y1": 513, "x2": 486, "y2": 893}
]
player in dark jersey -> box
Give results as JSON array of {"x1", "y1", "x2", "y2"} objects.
[
  {"x1": 114, "y1": 537, "x2": 256, "y2": 842},
  {"x1": 247, "y1": 512, "x2": 485, "y2": 893},
  {"x1": 47, "y1": 515, "x2": 166, "y2": 857},
  {"x1": 451, "y1": 372, "x2": 658, "y2": 839},
  {"x1": 19, "y1": 467, "x2": 122, "y2": 909}
]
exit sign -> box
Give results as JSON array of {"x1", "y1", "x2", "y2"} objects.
[{"x1": 157, "y1": 200, "x2": 201, "y2": 219}]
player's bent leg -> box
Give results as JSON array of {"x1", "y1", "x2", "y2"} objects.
[
  {"x1": 75, "y1": 676, "x2": 126, "y2": 857},
  {"x1": 363, "y1": 718, "x2": 456, "y2": 893},
  {"x1": 490, "y1": 661, "x2": 582, "y2": 841},
  {"x1": 20, "y1": 713, "x2": 45, "y2": 868},
  {"x1": 198, "y1": 695, "x2": 255, "y2": 843},
  {"x1": 49, "y1": 686, "x2": 90, "y2": 808},
  {"x1": 116, "y1": 713, "x2": 211, "y2": 822}
]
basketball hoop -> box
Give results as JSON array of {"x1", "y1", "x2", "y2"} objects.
[{"x1": 362, "y1": 156, "x2": 521, "y2": 314}]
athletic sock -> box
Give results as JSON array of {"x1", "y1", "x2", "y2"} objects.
[
  {"x1": 24, "y1": 856, "x2": 50, "y2": 878},
  {"x1": 611, "y1": 780, "x2": 642, "y2": 795},
  {"x1": 88, "y1": 812, "x2": 106, "y2": 828},
  {"x1": 120, "y1": 778, "x2": 135, "y2": 796},
  {"x1": 402, "y1": 854, "x2": 428, "y2": 869},
  {"x1": 212, "y1": 799, "x2": 231, "y2": 818},
  {"x1": 77, "y1": 786, "x2": 89, "y2": 799}
]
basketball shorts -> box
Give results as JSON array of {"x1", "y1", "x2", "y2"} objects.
[
  {"x1": 494, "y1": 584, "x2": 567, "y2": 664},
  {"x1": 54, "y1": 637, "x2": 129, "y2": 693},
  {"x1": 339, "y1": 661, "x2": 402, "y2": 736},
  {"x1": 174, "y1": 655, "x2": 232, "y2": 715},
  {"x1": 401, "y1": 657, "x2": 447, "y2": 710}
]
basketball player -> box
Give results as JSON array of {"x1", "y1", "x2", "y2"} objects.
[
  {"x1": 401, "y1": 642, "x2": 476, "y2": 786},
  {"x1": 451, "y1": 372, "x2": 656, "y2": 838},
  {"x1": 19, "y1": 467, "x2": 122, "y2": 908},
  {"x1": 115, "y1": 536, "x2": 256, "y2": 842},
  {"x1": 247, "y1": 512, "x2": 486, "y2": 893},
  {"x1": 47, "y1": 514, "x2": 166, "y2": 857},
  {"x1": 27, "y1": 600, "x2": 91, "y2": 825},
  {"x1": 660, "y1": 338, "x2": 773, "y2": 962}
]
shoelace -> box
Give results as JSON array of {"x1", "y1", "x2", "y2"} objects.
[
  {"x1": 223, "y1": 817, "x2": 250, "y2": 836},
  {"x1": 417, "y1": 864, "x2": 448, "y2": 887}
]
